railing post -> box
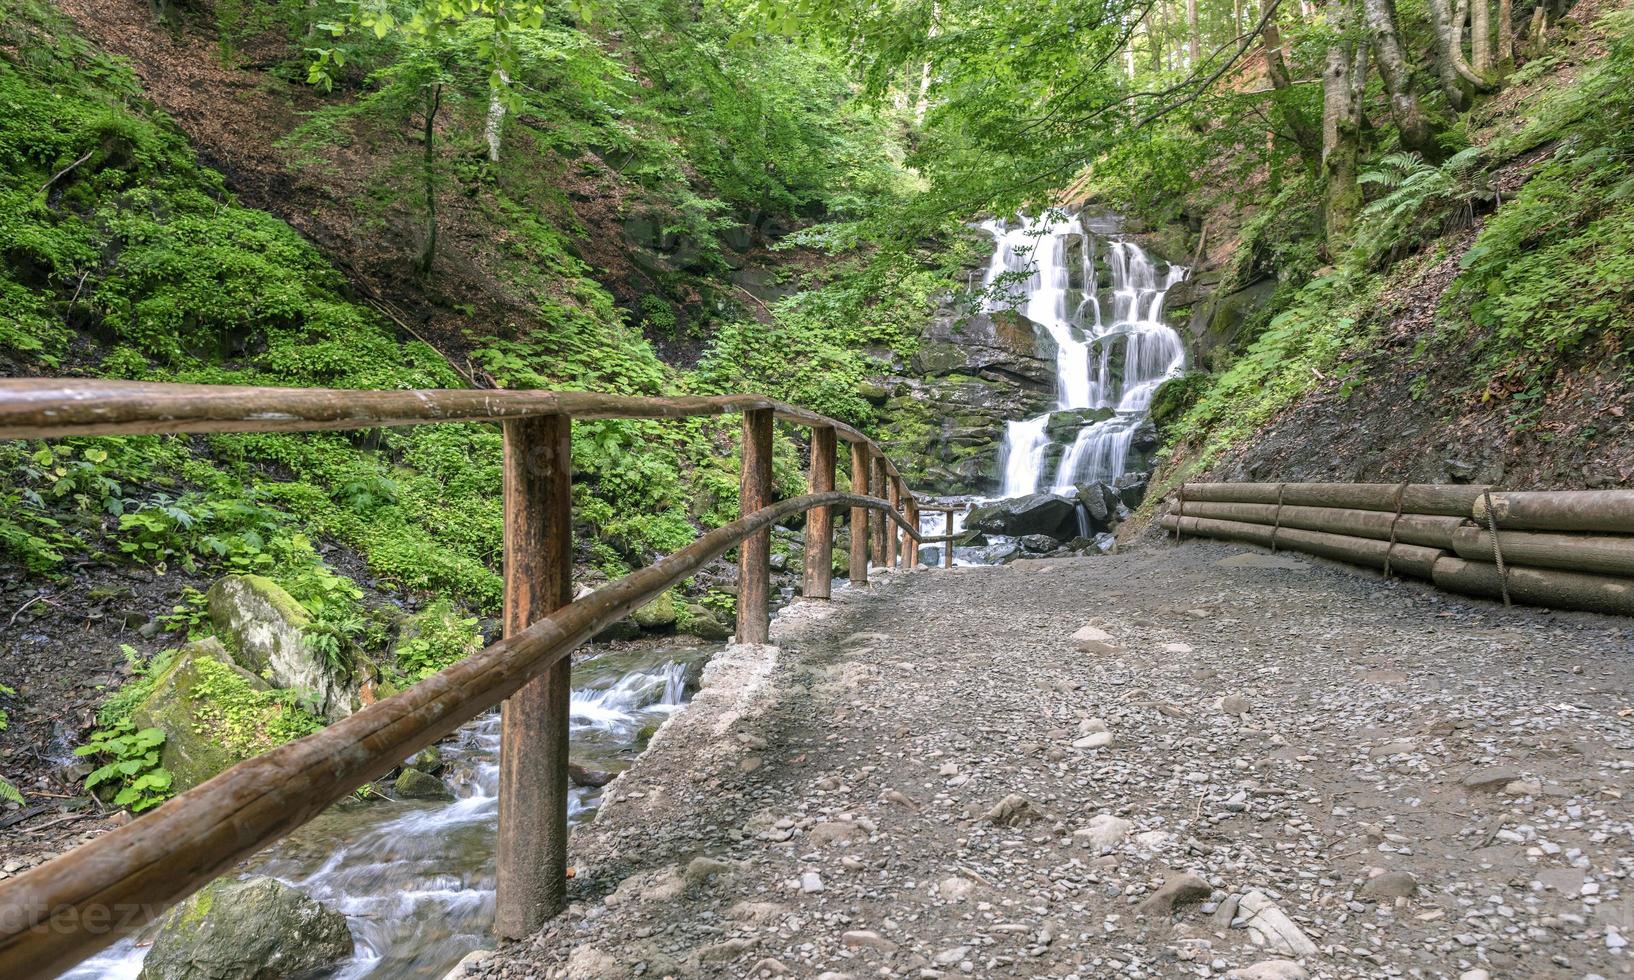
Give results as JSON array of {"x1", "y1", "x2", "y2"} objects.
[
  {"x1": 737, "y1": 408, "x2": 775, "y2": 643},
  {"x1": 496, "y1": 414, "x2": 573, "y2": 940},
  {"x1": 849, "y1": 442, "x2": 869, "y2": 586},
  {"x1": 869, "y1": 453, "x2": 888, "y2": 569},
  {"x1": 803, "y1": 426, "x2": 836, "y2": 599},
  {"x1": 905, "y1": 499, "x2": 919, "y2": 568},
  {"x1": 944, "y1": 508, "x2": 956, "y2": 568},
  {"x1": 885, "y1": 477, "x2": 900, "y2": 568}
]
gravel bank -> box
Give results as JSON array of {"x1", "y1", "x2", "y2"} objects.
[{"x1": 475, "y1": 536, "x2": 1634, "y2": 979}]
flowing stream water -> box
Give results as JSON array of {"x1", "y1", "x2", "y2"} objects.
[
  {"x1": 984, "y1": 212, "x2": 1187, "y2": 497},
  {"x1": 62, "y1": 645, "x2": 714, "y2": 980}
]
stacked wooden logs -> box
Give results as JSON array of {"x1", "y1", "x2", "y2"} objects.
[{"x1": 1159, "y1": 483, "x2": 1634, "y2": 616}]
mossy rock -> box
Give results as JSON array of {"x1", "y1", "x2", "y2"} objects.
[
  {"x1": 208, "y1": 575, "x2": 357, "y2": 722},
  {"x1": 1149, "y1": 372, "x2": 1212, "y2": 429},
  {"x1": 131, "y1": 639, "x2": 267, "y2": 792},
  {"x1": 137, "y1": 875, "x2": 352, "y2": 980},
  {"x1": 394, "y1": 767, "x2": 454, "y2": 801},
  {"x1": 632, "y1": 592, "x2": 678, "y2": 631},
  {"x1": 680, "y1": 603, "x2": 731, "y2": 642}
]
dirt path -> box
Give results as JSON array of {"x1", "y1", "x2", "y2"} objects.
[{"x1": 475, "y1": 538, "x2": 1634, "y2": 980}]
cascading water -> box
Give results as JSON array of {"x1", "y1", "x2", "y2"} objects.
[
  {"x1": 984, "y1": 213, "x2": 1187, "y2": 497},
  {"x1": 62, "y1": 648, "x2": 708, "y2": 980}
]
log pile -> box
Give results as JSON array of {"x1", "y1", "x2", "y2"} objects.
[{"x1": 1159, "y1": 483, "x2": 1634, "y2": 616}]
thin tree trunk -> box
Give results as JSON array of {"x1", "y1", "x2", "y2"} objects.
[
  {"x1": 485, "y1": 69, "x2": 511, "y2": 163},
  {"x1": 1262, "y1": 0, "x2": 1323, "y2": 164},
  {"x1": 1323, "y1": 0, "x2": 1367, "y2": 248},
  {"x1": 1188, "y1": 0, "x2": 1201, "y2": 63},
  {"x1": 1362, "y1": 0, "x2": 1442, "y2": 160},
  {"x1": 419, "y1": 83, "x2": 442, "y2": 277},
  {"x1": 1497, "y1": 0, "x2": 1513, "y2": 65},
  {"x1": 1471, "y1": 0, "x2": 1491, "y2": 72}
]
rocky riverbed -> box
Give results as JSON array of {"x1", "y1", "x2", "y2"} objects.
[{"x1": 471, "y1": 533, "x2": 1634, "y2": 979}]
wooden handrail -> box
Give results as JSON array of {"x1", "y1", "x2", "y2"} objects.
[
  {"x1": 0, "y1": 380, "x2": 910, "y2": 480},
  {"x1": 0, "y1": 379, "x2": 949, "y2": 978}
]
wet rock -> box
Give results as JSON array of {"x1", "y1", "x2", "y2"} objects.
[
  {"x1": 405, "y1": 745, "x2": 444, "y2": 775},
  {"x1": 1019, "y1": 533, "x2": 1061, "y2": 553},
  {"x1": 208, "y1": 575, "x2": 357, "y2": 721},
  {"x1": 568, "y1": 763, "x2": 616, "y2": 788},
  {"x1": 681, "y1": 604, "x2": 732, "y2": 642},
  {"x1": 394, "y1": 767, "x2": 453, "y2": 801},
  {"x1": 965, "y1": 493, "x2": 1079, "y2": 539},
  {"x1": 137, "y1": 876, "x2": 352, "y2": 980},
  {"x1": 1137, "y1": 872, "x2": 1212, "y2": 917}
]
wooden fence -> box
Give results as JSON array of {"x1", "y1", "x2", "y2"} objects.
[
  {"x1": 1162, "y1": 481, "x2": 1634, "y2": 616},
  {"x1": 0, "y1": 380, "x2": 947, "y2": 979}
]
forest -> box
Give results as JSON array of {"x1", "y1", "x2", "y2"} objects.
[{"x1": 1, "y1": 0, "x2": 1632, "y2": 975}]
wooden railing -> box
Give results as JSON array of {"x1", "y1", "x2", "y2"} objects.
[{"x1": 0, "y1": 380, "x2": 946, "y2": 979}]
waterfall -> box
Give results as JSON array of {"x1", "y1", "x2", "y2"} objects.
[{"x1": 981, "y1": 213, "x2": 1187, "y2": 497}]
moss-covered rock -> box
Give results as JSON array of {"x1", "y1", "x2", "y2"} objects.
[
  {"x1": 632, "y1": 592, "x2": 678, "y2": 631},
  {"x1": 394, "y1": 767, "x2": 454, "y2": 801},
  {"x1": 679, "y1": 603, "x2": 732, "y2": 642},
  {"x1": 130, "y1": 639, "x2": 259, "y2": 791},
  {"x1": 208, "y1": 575, "x2": 358, "y2": 722},
  {"x1": 137, "y1": 876, "x2": 352, "y2": 980}
]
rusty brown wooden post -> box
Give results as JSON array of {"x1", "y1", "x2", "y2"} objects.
[
  {"x1": 737, "y1": 408, "x2": 775, "y2": 643},
  {"x1": 943, "y1": 509, "x2": 956, "y2": 568},
  {"x1": 849, "y1": 443, "x2": 869, "y2": 585},
  {"x1": 496, "y1": 414, "x2": 573, "y2": 940},
  {"x1": 885, "y1": 478, "x2": 900, "y2": 568},
  {"x1": 803, "y1": 426, "x2": 836, "y2": 599},
  {"x1": 869, "y1": 454, "x2": 888, "y2": 568}
]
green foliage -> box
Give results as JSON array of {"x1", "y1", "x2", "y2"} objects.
[
  {"x1": 74, "y1": 720, "x2": 173, "y2": 813},
  {"x1": 1354, "y1": 148, "x2": 1487, "y2": 268},
  {"x1": 186, "y1": 658, "x2": 325, "y2": 758},
  {"x1": 393, "y1": 599, "x2": 483, "y2": 681}
]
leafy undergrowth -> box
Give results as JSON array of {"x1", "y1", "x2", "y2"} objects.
[{"x1": 1158, "y1": 8, "x2": 1634, "y2": 476}]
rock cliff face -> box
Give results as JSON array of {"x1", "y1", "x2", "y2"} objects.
[{"x1": 878, "y1": 302, "x2": 1055, "y2": 496}]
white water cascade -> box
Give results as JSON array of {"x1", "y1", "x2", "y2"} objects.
[{"x1": 984, "y1": 213, "x2": 1187, "y2": 497}]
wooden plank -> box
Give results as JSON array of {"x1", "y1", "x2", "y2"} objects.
[
  {"x1": 803, "y1": 426, "x2": 836, "y2": 599},
  {"x1": 495, "y1": 415, "x2": 573, "y2": 939},
  {"x1": 736, "y1": 409, "x2": 775, "y2": 644},
  {"x1": 944, "y1": 510, "x2": 956, "y2": 568},
  {"x1": 849, "y1": 443, "x2": 870, "y2": 586},
  {"x1": 0, "y1": 490, "x2": 913, "y2": 980}
]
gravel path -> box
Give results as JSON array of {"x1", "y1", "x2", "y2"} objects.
[{"x1": 474, "y1": 537, "x2": 1634, "y2": 980}]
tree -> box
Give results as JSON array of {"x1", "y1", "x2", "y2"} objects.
[
  {"x1": 1261, "y1": 0, "x2": 1322, "y2": 166},
  {"x1": 1322, "y1": 0, "x2": 1368, "y2": 247},
  {"x1": 306, "y1": 0, "x2": 559, "y2": 275},
  {"x1": 1361, "y1": 0, "x2": 1442, "y2": 161}
]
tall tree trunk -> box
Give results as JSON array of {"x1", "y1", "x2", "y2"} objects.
[
  {"x1": 419, "y1": 83, "x2": 442, "y2": 277},
  {"x1": 1188, "y1": 0, "x2": 1201, "y2": 63},
  {"x1": 1471, "y1": 0, "x2": 1492, "y2": 72},
  {"x1": 1362, "y1": 0, "x2": 1442, "y2": 160},
  {"x1": 485, "y1": 69, "x2": 511, "y2": 163},
  {"x1": 1323, "y1": 0, "x2": 1367, "y2": 248},
  {"x1": 1497, "y1": 0, "x2": 1513, "y2": 64},
  {"x1": 1262, "y1": 0, "x2": 1323, "y2": 165},
  {"x1": 1424, "y1": 0, "x2": 1472, "y2": 108}
]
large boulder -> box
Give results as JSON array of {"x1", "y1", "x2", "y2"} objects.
[
  {"x1": 208, "y1": 575, "x2": 356, "y2": 721},
  {"x1": 632, "y1": 592, "x2": 678, "y2": 632},
  {"x1": 965, "y1": 493, "x2": 1080, "y2": 540},
  {"x1": 137, "y1": 876, "x2": 353, "y2": 980},
  {"x1": 131, "y1": 639, "x2": 267, "y2": 791}
]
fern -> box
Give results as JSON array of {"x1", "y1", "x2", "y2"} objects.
[{"x1": 1354, "y1": 149, "x2": 1490, "y2": 268}]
